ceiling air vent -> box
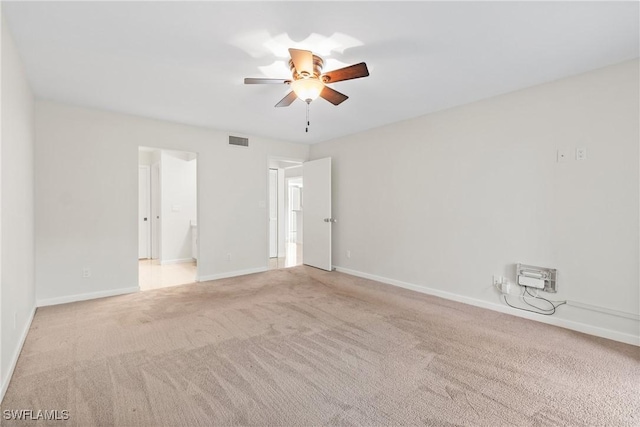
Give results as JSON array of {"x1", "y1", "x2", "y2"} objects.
[{"x1": 229, "y1": 135, "x2": 249, "y2": 147}]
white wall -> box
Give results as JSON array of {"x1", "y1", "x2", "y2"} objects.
[
  {"x1": 310, "y1": 60, "x2": 640, "y2": 344},
  {"x1": 160, "y1": 150, "x2": 197, "y2": 263},
  {"x1": 1, "y1": 14, "x2": 36, "y2": 394},
  {"x1": 35, "y1": 101, "x2": 309, "y2": 304}
]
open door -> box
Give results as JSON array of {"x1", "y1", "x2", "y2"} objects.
[{"x1": 303, "y1": 157, "x2": 333, "y2": 271}]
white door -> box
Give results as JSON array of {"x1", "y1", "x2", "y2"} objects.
[
  {"x1": 150, "y1": 162, "x2": 161, "y2": 259},
  {"x1": 138, "y1": 165, "x2": 151, "y2": 259},
  {"x1": 269, "y1": 169, "x2": 278, "y2": 258},
  {"x1": 303, "y1": 157, "x2": 332, "y2": 271}
]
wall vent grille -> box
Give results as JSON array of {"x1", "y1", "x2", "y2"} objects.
[{"x1": 229, "y1": 136, "x2": 249, "y2": 147}]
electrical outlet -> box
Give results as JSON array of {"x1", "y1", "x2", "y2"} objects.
[
  {"x1": 346, "y1": 250, "x2": 351, "y2": 259},
  {"x1": 557, "y1": 149, "x2": 567, "y2": 163},
  {"x1": 576, "y1": 147, "x2": 587, "y2": 160},
  {"x1": 82, "y1": 267, "x2": 91, "y2": 278}
]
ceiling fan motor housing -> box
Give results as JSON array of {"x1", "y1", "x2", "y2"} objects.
[{"x1": 289, "y1": 55, "x2": 324, "y2": 80}]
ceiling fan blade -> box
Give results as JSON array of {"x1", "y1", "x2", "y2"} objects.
[
  {"x1": 244, "y1": 78, "x2": 290, "y2": 84},
  {"x1": 321, "y1": 62, "x2": 369, "y2": 83},
  {"x1": 275, "y1": 91, "x2": 298, "y2": 108},
  {"x1": 320, "y1": 86, "x2": 348, "y2": 106},
  {"x1": 289, "y1": 48, "x2": 314, "y2": 75}
]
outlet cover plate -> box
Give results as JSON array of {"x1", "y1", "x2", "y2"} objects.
[
  {"x1": 516, "y1": 263, "x2": 557, "y2": 293},
  {"x1": 576, "y1": 147, "x2": 587, "y2": 160}
]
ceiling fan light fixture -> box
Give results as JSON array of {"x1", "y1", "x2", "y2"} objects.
[
  {"x1": 244, "y1": 47, "x2": 368, "y2": 109},
  {"x1": 291, "y1": 78, "x2": 324, "y2": 103}
]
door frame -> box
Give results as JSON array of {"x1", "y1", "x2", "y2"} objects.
[
  {"x1": 138, "y1": 165, "x2": 151, "y2": 259},
  {"x1": 151, "y1": 161, "x2": 161, "y2": 260},
  {"x1": 269, "y1": 168, "x2": 278, "y2": 258},
  {"x1": 138, "y1": 147, "x2": 200, "y2": 286}
]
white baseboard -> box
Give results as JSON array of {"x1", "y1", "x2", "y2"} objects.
[
  {"x1": 334, "y1": 266, "x2": 639, "y2": 346},
  {"x1": 198, "y1": 267, "x2": 268, "y2": 282},
  {"x1": 36, "y1": 286, "x2": 139, "y2": 307},
  {"x1": 566, "y1": 299, "x2": 640, "y2": 320},
  {"x1": 1, "y1": 305, "x2": 36, "y2": 402},
  {"x1": 160, "y1": 258, "x2": 194, "y2": 265}
]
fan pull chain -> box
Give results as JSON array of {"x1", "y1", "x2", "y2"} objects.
[{"x1": 305, "y1": 101, "x2": 310, "y2": 133}]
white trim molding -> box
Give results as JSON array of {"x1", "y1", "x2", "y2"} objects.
[
  {"x1": 1, "y1": 305, "x2": 36, "y2": 401},
  {"x1": 37, "y1": 286, "x2": 139, "y2": 307},
  {"x1": 197, "y1": 267, "x2": 268, "y2": 282},
  {"x1": 334, "y1": 266, "x2": 640, "y2": 347},
  {"x1": 567, "y1": 300, "x2": 640, "y2": 321}
]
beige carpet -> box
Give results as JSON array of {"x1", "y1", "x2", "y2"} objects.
[{"x1": 2, "y1": 266, "x2": 639, "y2": 426}]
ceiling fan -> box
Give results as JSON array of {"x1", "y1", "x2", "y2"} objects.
[{"x1": 244, "y1": 48, "x2": 369, "y2": 107}]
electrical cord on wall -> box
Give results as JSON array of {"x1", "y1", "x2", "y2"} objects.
[{"x1": 502, "y1": 285, "x2": 566, "y2": 316}]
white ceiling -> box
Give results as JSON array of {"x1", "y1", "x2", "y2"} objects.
[{"x1": 3, "y1": 2, "x2": 639, "y2": 144}]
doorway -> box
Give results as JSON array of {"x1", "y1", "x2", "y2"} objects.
[
  {"x1": 268, "y1": 159, "x2": 303, "y2": 269},
  {"x1": 138, "y1": 147, "x2": 198, "y2": 290},
  {"x1": 286, "y1": 175, "x2": 303, "y2": 267}
]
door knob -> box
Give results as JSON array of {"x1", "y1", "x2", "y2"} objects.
[
  {"x1": 143, "y1": 218, "x2": 148, "y2": 221},
  {"x1": 324, "y1": 218, "x2": 337, "y2": 223}
]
